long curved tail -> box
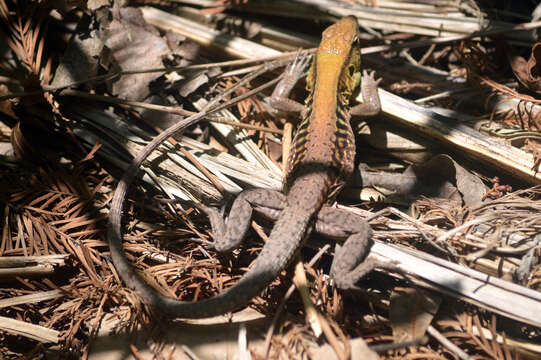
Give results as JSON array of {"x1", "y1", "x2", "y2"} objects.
[{"x1": 109, "y1": 203, "x2": 314, "y2": 318}]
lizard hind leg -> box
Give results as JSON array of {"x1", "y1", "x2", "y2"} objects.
[
  {"x1": 199, "y1": 188, "x2": 286, "y2": 253},
  {"x1": 315, "y1": 207, "x2": 381, "y2": 290}
]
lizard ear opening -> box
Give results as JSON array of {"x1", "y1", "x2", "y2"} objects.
[{"x1": 348, "y1": 65, "x2": 356, "y2": 77}]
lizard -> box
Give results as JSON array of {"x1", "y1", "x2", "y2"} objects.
[{"x1": 108, "y1": 15, "x2": 383, "y2": 318}]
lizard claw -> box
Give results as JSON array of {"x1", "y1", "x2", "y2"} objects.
[
  {"x1": 188, "y1": 236, "x2": 216, "y2": 248},
  {"x1": 331, "y1": 276, "x2": 362, "y2": 291},
  {"x1": 331, "y1": 258, "x2": 401, "y2": 291},
  {"x1": 284, "y1": 50, "x2": 312, "y2": 79},
  {"x1": 192, "y1": 203, "x2": 227, "y2": 251},
  {"x1": 362, "y1": 70, "x2": 382, "y2": 86}
]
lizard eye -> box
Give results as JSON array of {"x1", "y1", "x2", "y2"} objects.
[{"x1": 348, "y1": 65, "x2": 356, "y2": 77}]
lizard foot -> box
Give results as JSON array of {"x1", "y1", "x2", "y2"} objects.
[
  {"x1": 195, "y1": 189, "x2": 285, "y2": 254},
  {"x1": 284, "y1": 50, "x2": 312, "y2": 79},
  {"x1": 332, "y1": 257, "x2": 400, "y2": 291},
  {"x1": 362, "y1": 69, "x2": 382, "y2": 87},
  {"x1": 193, "y1": 203, "x2": 229, "y2": 251},
  {"x1": 187, "y1": 236, "x2": 216, "y2": 248}
]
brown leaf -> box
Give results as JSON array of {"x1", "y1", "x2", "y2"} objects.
[
  {"x1": 102, "y1": 7, "x2": 170, "y2": 101},
  {"x1": 389, "y1": 287, "x2": 440, "y2": 342},
  {"x1": 50, "y1": 13, "x2": 105, "y2": 89},
  {"x1": 357, "y1": 154, "x2": 488, "y2": 207},
  {"x1": 508, "y1": 41, "x2": 541, "y2": 94}
]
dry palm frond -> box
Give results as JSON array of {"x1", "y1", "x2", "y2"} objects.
[
  {"x1": 0, "y1": 1, "x2": 52, "y2": 86},
  {"x1": 438, "y1": 312, "x2": 520, "y2": 360},
  {"x1": 0, "y1": 161, "x2": 150, "y2": 352}
]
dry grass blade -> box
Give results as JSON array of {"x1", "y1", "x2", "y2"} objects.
[
  {"x1": 207, "y1": 0, "x2": 535, "y2": 40},
  {"x1": 0, "y1": 289, "x2": 64, "y2": 309},
  {"x1": 0, "y1": 315, "x2": 59, "y2": 343}
]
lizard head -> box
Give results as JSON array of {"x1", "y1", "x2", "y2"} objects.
[{"x1": 306, "y1": 16, "x2": 362, "y2": 98}]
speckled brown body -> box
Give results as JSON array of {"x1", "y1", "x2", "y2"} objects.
[{"x1": 108, "y1": 16, "x2": 382, "y2": 318}]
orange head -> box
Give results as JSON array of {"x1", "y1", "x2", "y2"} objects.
[{"x1": 306, "y1": 16, "x2": 361, "y2": 97}]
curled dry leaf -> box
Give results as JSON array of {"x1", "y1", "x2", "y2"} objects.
[
  {"x1": 509, "y1": 41, "x2": 541, "y2": 95},
  {"x1": 357, "y1": 154, "x2": 488, "y2": 208}
]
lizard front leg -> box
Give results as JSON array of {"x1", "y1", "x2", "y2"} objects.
[
  {"x1": 349, "y1": 70, "x2": 382, "y2": 117},
  {"x1": 269, "y1": 52, "x2": 311, "y2": 114}
]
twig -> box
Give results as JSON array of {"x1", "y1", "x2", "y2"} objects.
[
  {"x1": 262, "y1": 245, "x2": 331, "y2": 358},
  {"x1": 293, "y1": 260, "x2": 322, "y2": 337},
  {"x1": 427, "y1": 325, "x2": 473, "y2": 360}
]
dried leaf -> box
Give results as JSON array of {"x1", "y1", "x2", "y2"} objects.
[
  {"x1": 102, "y1": 7, "x2": 169, "y2": 101},
  {"x1": 50, "y1": 13, "x2": 105, "y2": 89},
  {"x1": 358, "y1": 154, "x2": 487, "y2": 207},
  {"x1": 508, "y1": 41, "x2": 541, "y2": 94},
  {"x1": 389, "y1": 287, "x2": 441, "y2": 342}
]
